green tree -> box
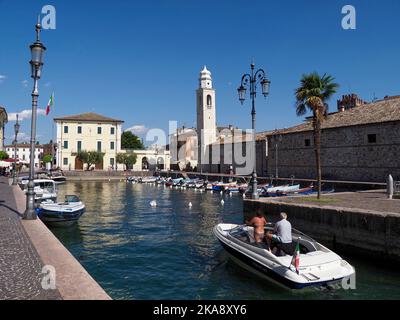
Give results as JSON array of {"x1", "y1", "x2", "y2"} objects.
[
  {"x1": 295, "y1": 72, "x2": 339, "y2": 199},
  {"x1": 116, "y1": 152, "x2": 137, "y2": 170},
  {"x1": 0, "y1": 151, "x2": 9, "y2": 160},
  {"x1": 121, "y1": 131, "x2": 145, "y2": 150},
  {"x1": 76, "y1": 150, "x2": 104, "y2": 170},
  {"x1": 42, "y1": 154, "x2": 53, "y2": 164}
]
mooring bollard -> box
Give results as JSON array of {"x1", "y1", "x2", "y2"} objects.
[{"x1": 387, "y1": 174, "x2": 394, "y2": 200}]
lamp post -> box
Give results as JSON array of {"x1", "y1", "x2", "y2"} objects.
[
  {"x1": 12, "y1": 114, "x2": 20, "y2": 185},
  {"x1": 237, "y1": 63, "x2": 270, "y2": 199},
  {"x1": 24, "y1": 18, "x2": 46, "y2": 220}
]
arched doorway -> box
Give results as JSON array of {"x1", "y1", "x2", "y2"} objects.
[
  {"x1": 157, "y1": 157, "x2": 164, "y2": 170},
  {"x1": 142, "y1": 157, "x2": 149, "y2": 170}
]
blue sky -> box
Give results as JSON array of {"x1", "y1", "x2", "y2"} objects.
[{"x1": 1, "y1": 0, "x2": 400, "y2": 145}]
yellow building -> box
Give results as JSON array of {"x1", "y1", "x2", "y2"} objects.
[
  {"x1": 54, "y1": 113, "x2": 124, "y2": 170},
  {"x1": 0, "y1": 106, "x2": 8, "y2": 151}
]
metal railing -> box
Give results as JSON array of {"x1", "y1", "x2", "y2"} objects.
[{"x1": 395, "y1": 181, "x2": 400, "y2": 194}]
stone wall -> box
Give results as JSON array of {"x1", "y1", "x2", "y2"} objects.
[
  {"x1": 267, "y1": 121, "x2": 400, "y2": 182},
  {"x1": 204, "y1": 140, "x2": 268, "y2": 177},
  {"x1": 243, "y1": 199, "x2": 400, "y2": 263}
]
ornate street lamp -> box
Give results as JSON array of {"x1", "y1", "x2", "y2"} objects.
[
  {"x1": 12, "y1": 114, "x2": 20, "y2": 185},
  {"x1": 237, "y1": 63, "x2": 270, "y2": 199},
  {"x1": 24, "y1": 17, "x2": 46, "y2": 220}
]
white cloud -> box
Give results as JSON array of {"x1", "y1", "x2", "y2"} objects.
[
  {"x1": 22, "y1": 80, "x2": 29, "y2": 88},
  {"x1": 44, "y1": 82, "x2": 51, "y2": 87},
  {"x1": 8, "y1": 108, "x2": 47, "y2": 121},
  {"x1": 5, "y1": 132, "x2": 43, "y2": 145},
  {"x1": 0, "y1": 75, "x2": 6, "y2": 84},
  {"x1": 125, "y1": 125, "x2": 149, "y2": 135}
]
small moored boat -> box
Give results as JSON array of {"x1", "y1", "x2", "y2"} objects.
[{"x1": 37, "y1": 195, "x2": 86, "y2": 227}]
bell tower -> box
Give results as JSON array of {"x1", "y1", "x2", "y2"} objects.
[{"x1": 196, "y1": 66, "x2": 216, "y2": 172}]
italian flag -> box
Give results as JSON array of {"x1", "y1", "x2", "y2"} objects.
[
  {"x1": 291, "y1": 242, "x2": 301, "y2": 274},
  {"x1": 46, "y1": 92, "x2": 54, "y2": 115}
]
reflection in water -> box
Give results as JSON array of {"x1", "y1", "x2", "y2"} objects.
[{"x1": 51, "y1": 181, "x2": 400, "y2": 300}]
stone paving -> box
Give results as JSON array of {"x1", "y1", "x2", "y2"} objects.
[
  {"x1": 0, "y1": 176, "x2": 61, "y2": 300},
  {"x1": 260, "y1": 190, "x2": 400, "y2": 215}
]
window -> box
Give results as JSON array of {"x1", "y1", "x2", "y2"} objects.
[
  {"x1": 110, "y1": 158, "x2": 115, "y2": 166},
  {"x1": 368, "y1": 134, "x2": 377, "y2": 144},
  {"x1": 207, "y1": 95, "x2": 212, "y2": 108},
  {"x1": 64, "y1": 126, "x2": 68, "y2": 134},
  {"x1": 97, "y1": 141, "x2": 102, "y2": 152},
  {"x1": 111, "y1": 127, "x2": 115, "y2": 135},
  {"x1": 77, "y1": 141, "x2": 82, "y2": 152},
  {"x1": 110, "y1": 141, "x2": 115, "y2": 150},
  {"x1": 77, "y1": 126, "x2": 82, "y2": 134},
  {"x1": 63, "y1": 141, "x2": 68, "y2": 149},
  {"x1": 97, "y1": 127, "x2": 102, "y2": 134},
  {"x1": 23, "y1": 155, "x2": 25, "y2": 160},
  {"x1": 305, "y1": 139, "x2": 311, "y2": 147},
  {"x1": 63, "y1": 158, "x2": 68, "y2": 165}
]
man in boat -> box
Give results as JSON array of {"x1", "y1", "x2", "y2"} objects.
[
  {"x1": 266, "y1": 212, "x2": 293, "y2": 256},
  {"x1": 245, "y1": 212, "x2": 268, "y2": 244}
]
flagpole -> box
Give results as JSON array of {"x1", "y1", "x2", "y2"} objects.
[{"x1": 288, "y1": 238, "x2": 301, "y2": 272}]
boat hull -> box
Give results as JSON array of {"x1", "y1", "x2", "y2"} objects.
[
  {"x1": 218, "y1": 239, "x2": 347, "y2": 290},
  {"x1": 38, "y1": 207, "x2": 85, "y2": 227},
  {"x1": 214, "y1": 224, "x2": 354, "y2": 290}
]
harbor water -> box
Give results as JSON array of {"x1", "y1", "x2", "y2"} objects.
[{"x1": 51, "y1": 181, "x2": 400, "y2": 300}]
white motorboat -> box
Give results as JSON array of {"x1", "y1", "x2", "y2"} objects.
[
  {"x1": 37, "y1": 195, "x2": 85, "y2": 227},
  {"x1": 264, "y1": 184, "x2": 300, "y2": 193},
  {"x1": 213, "y1": 223, "x2": 355, "y2": 290},
  {"x1": 20, "y1": 179, "x2": 57, "y2": 203},
  {"x1": 139, "y1": 177, "x2": 158, "y2": 183}
]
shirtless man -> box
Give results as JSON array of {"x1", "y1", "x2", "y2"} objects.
[{"x1": 245, "y1": 213, "x2": 267, "y2": 243}]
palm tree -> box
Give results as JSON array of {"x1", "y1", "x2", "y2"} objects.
[{"x1": 295, "y1": 72, "x2": 339, "y2": 199}]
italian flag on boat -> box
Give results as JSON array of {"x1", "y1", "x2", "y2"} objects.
[
  {"x1": 46, "y1": 92, "x2": 54, "y2": 115},
  {"x1": 290, "y1": 242, "x2": 301, "y2": 274}
]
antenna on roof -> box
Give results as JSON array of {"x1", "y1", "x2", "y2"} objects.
[{"x1": 372, "y1": 92, "x2": 378, "y2": 102}]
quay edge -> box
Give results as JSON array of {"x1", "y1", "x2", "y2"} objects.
[
  {"x1": 243, "y1": 198, "x2": 400, "y2": 264},
  {"x1": 12, "y1": 183, "x2": 111, "y2": 300}
]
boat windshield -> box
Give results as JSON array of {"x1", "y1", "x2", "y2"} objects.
[
  {"x1": 35, "y1": 182, "x2": 55, "y2": 193},
  {"x1": 65, "y1": 195, "x2": 80, "y2": 203},
  {"x1": 229, "y1": 226, "x2": 252, "y2": 242}
]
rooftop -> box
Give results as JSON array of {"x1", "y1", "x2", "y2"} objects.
[
  {"x1": 5, "y1": 143, "x2": 44, "y2": 148},
  {"x1": 258, "y1": 95, "x2": 400, "y2": 138},
  {"x1": 53, "y1": 112, "x2": 124, "y2": 123}
]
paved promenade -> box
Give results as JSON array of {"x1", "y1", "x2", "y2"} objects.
[
  {"x1": 257, "y1": 190, "x2": 400, "y2": 215},
  {"x1": 0, "y1": 176, "x2": 61, "y2": 300}
]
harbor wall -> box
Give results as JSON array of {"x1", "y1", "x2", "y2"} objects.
[
  {"x1": 63, "y1": 170, "x2": 153, "y2": 180},
  {"x1": 243, "y1": 199, "x2": 400, "y2": 263},
  {"x1": 12, "y1": 184, "x2": 111, "y2": 300}
]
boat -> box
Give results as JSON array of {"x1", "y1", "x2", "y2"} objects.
[
  {"x1": 195, "y1": 180, "x2": 206, "y2": 189},
  {"x1": 212, "y1": 182, "x2": 229, "y2": 192},
  {"x1": 37, "y1": 195, "x2": 85, "y2": 227},
  {"x1": 139, "y1": 177, "x2": 158, "y2": 183},
  {"x1": 213, "y1": 223, "x2": 355, "y2": 290},
  {"x1": 19, "y1": 179, "x2": 57, "y2": 203},
  {"x1": 171, "y1": 178, "x2": 184, "y2": 186},
  {"x1": 48, "y1": 170, "x2": 67, "y2": 184}
]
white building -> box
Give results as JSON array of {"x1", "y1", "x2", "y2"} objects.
[
  {"x1": 4, "y1": 143, "x2": 44, "y2": 167},
  {"x1": 54, "y1": 113, "x2": 124, "y2": 170}
]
